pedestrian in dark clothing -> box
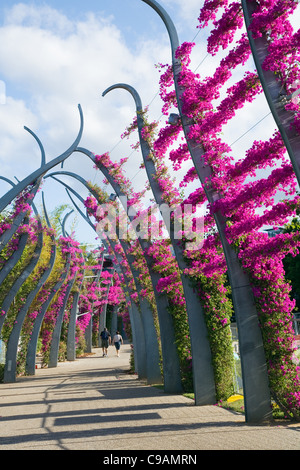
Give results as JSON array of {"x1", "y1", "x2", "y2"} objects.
[{"x1": 100, "y1": 327, "x2": 111, "y2": 356}]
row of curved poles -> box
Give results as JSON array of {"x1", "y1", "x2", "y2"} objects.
[{"x1": 0, "y1": 0, "x2": 299, "y2": 424}]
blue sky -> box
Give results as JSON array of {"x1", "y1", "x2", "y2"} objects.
[{"x1": 0, "y1": 1, "x2": 299, "y2": 247}]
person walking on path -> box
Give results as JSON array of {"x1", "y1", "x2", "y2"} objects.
[
  {"x1": 100, "y1": 327, "x2": 111, "y2": 356},
  {"x1": 112, "y1": 330, "x2": 123, "y2": 357}
]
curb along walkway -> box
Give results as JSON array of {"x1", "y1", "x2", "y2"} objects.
[{"x1": 0, "y1": 343, "x2": 299, "y2": 451}]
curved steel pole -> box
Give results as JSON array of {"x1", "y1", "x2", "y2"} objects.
[
  {"x1": 103, "y1": 82, "x2": 215, "y2": 403},
  {"x1": 24, "y1": 125, "x2": 46, "y2": 168},
  {"x1": 0, "y1": 181, "x2": 41, "y2": 253},
  {"x1": 0, "y1": 123, "x2": 46, "y2": 248},
  {"x1": 107, "y1": 238, "x2": 146, "y2": 378},
  {"x1": 2, "y1": 204, "x2": 45, "y2": 381},
  {"x1": 141, "y1": 0, "x2": 272, "y2": 423},
  {"x1": 77, "y1": 245, "x2": 105, "y2": 355},
  {"x1": 25, "y1": 252, "x2": 71, "y2": 375},
  {"x1": 103, "y1": 84, "x2": 143, "y2": 111},
  {"x1": 241, "y1": 0, "x2": 300, "y2": 185},
  {"x1": 24, "y1": 193, "x2": 57, "y2": 374},
  {"x1": 66, "y1": 247, "x2": 86, "y2": 361},
  {"x1": 0, "y1": 176, "x2": 16, "y2": 187},
  {"x1": 61, "y1": 210, "x2": 86, "y2": 363},
  {"x1": 0, "y1": 221, "x2": 29, "y2": 284},
  {"x1": 141, "y1": 0, "x2": 179, "y2": 61},
  {"x1": 48, "y1": 272, "x2": 77, "y2": 368},
  {"x1": 48, "y1": 210, "x2": 77, "y2": 368},
  {"x1": 3, "y1": 209, "x2": 56, "y2": 382},
  {"x1": 117, "y1": 237, "x2": 162, "y2": 384},
  {"x1": 0, "y1": 177, "x2": 30, "y2": 283},
  {"x1": 0, "y1": 104, "x2": 83, "y2": 213},
  {"x1": 0, "y1": 215, "x2": 43, "y2": 335}
]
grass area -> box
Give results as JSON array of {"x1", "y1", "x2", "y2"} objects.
[
  {"x1": 183, "y1": 392, "x2": 245, "y2": 414},
  {"x1": 142, "y1": 381, "x2": 294, "y2": 421},
  {"x1": 152, "y1": 385, "x2": 245, "y2": 414},
  {"x1": 183, "y1": 392, "x2": 294, "y2": 421},
  {"x1": 218, "y1": 395, "x2": 245, "y2": 414}
]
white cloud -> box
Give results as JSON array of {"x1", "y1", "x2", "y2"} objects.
[
  {"x1": 0, "y1": 4, "x2": 167, "y2": 167},
  {"x1": 0, "y1": 96, "x2": 39, "y2": 176},
  {"x1": 164, "y1": 0, "x2": 201, "y2": 23},
  {"x1": 3, "y1": 3, "x2": 75, "y2": 33}
]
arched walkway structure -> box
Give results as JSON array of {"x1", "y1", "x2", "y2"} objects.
[{"x1": 0, "y1": 0, "x2": 299, "y2": 425}]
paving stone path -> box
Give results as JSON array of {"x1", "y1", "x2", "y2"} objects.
[{"x1": 0, "y1": 343, "x2": 299, "y2": 452}]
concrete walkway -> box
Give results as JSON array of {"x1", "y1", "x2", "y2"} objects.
[{"x1": 0, "y1": 343, "x2": 299, "y2": 451}]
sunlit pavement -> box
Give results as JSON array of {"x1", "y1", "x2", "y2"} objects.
[{"x1": 0, "y1": 343, "x2": 299, "y2": 451}]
